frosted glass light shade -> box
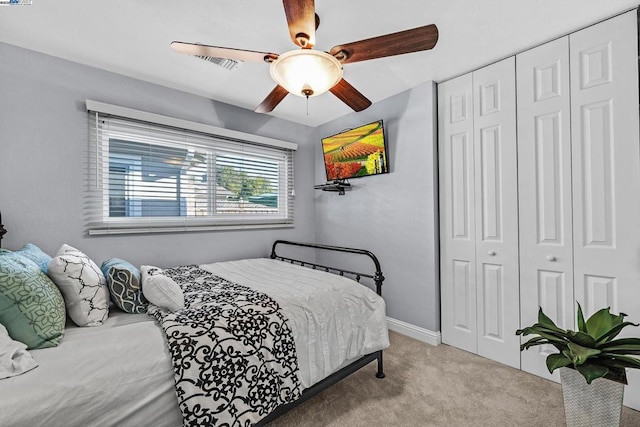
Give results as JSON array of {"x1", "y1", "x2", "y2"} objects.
[{"x1": 270, "y1": 50, "x2": 343, "y2": 97}]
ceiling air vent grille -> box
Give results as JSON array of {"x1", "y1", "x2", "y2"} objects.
[{"x1": 194, "y1": 55, "x2": 241, "y2": 70}]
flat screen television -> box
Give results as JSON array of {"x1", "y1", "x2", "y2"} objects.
[{"x1": 321, "y1": 119, "x2": 388, "y2": 181}]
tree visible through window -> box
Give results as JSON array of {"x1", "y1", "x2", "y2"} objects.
[{"x1": 215, "y1": 155, "x2": 279, "y2": 211}]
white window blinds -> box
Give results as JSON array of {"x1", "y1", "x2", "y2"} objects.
[{"x1": 86, "y1": 101, "x2": 296, "y2": 235}]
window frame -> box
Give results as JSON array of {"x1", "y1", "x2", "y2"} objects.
[{"x1": 86, "y1": 100, "x2": 297, "y2": 235}]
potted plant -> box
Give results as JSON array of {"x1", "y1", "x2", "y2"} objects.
[{"x1": 517, "y1": 303, "x2": 640, "y2": 427}]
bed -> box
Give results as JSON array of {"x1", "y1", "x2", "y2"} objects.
[{"x1": 0, "y1": 240, "x2": 389, "y2": 426}]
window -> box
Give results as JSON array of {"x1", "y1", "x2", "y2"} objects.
[{"x1": 86, "y1": 101, "x2": 296, "y2": 235}]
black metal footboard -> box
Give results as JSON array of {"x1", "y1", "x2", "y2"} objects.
[
  {"x1": 258, "y1": 240, "x2": 386, "y2": 425},
  {"x1": 269, "y1": 239, "x2": 385, "y2": 296}
]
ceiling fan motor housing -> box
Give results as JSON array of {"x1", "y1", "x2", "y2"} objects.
[{"x1": 269, "y1": 50, "x2": 343, "y2": 97}]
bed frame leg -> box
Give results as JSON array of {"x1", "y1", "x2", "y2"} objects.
[{"x1": 375, "y1": 350, "x2": 385, "y2": 379}]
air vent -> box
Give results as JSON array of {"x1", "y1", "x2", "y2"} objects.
[{"x1": 194, "y1": 55, "x2": 241, "y2": 70}]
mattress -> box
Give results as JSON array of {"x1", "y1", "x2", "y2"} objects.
[{"x1": 0, "y1": 258, "x2": 389, "y2": 426}]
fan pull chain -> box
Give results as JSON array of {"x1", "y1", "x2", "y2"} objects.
[{"x1": 301, "y1": 86, "x2": 313, "y2": 116}]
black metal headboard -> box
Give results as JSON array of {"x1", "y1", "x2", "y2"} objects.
[
  {"x1": 0, "y1": 213, "x2": 6, "y2": 248},
  {"x1": 269, "y1": 240, "x2": 385, "y2": 296}
]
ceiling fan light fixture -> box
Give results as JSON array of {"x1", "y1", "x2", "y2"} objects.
[{"x1": 269, "y1": 50, "x2": 343, "y2": 98}]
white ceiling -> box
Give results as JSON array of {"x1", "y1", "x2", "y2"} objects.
[{"x1": 0, "y1": 0, "x2": 637, "y2": 126}]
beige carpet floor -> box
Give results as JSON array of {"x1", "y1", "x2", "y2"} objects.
[{"x1": 270, "y1": 331, "x2": 640, "y2": 426}]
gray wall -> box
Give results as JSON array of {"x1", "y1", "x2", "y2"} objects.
[
  {"x1": 0, "y1": 42, "x2": 316, "y2": 267},
  {"x1": 313, "y1": 82, "x2": 440, "y2": 332},
  {"x1": 0, "y1": 42, "x2": 440, "y2": 333}
]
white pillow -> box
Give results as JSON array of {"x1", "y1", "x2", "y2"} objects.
[
  {"x1": 141, "y1": 265, "x2": 184, "y2": 312},
  {"x1": 47, "y1": 244, "x2": 109, "y2": 326},
  {"x1": 0, "y1": 323, "x2": 38, "y2": 380}
]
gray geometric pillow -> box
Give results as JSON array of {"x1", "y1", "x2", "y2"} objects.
[{"x1": 101, "y1": 258, "x2": 147, "y2": 314}]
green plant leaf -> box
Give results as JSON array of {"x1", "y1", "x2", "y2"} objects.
[
  {"x1": 599, "y1": 354, "x2": 640, "y2": 369},
  {"x1": 528, "y1": 323, "x2": 570, "y2": 338},
  {"x1": 546, "y1": 353, "x2": 572, "y2": 373},
  {"x1": 595, "y1": 321, "x2": 640, "y2": 344},
  {"x1": 577, "y1": 303, "x2": 587, "y2": 333},
  {"x1": 520, "y1": 336, "x2": 547, "y2": 343},
  {"x1": 585, "y1": 307, "x2": 618, "y2": 341},
  {"x1": 519, "y1": 336, "x2": 548, "y2": 350},
  {"x1": 521, "y1": 341, "x2": 551, "y2": 351},
  {"x1": 517, "y1": 326, "x2": 567, "y2": 344},
  {"x1": 599, "y1": 359, "x2": 629, "y2": 369},
  {"x1": 584, "y1": 362, "x2": 628, "y2": 384},
  {"x1": 537, "y1": 308, "x2": 566, "y2": 333},
  {"x1": 600, "y1": 338, "x2": 640, "y2": 349},
  {"x1": 598, "y1": 339, "x2": 640, "y2": 354},
  {"x1": 598, "y1": 358, "x2": 638, "y2": 378},
  {"x1": 613, "y1": 312, "x2": 628, "y2": 326},
  {"x1": 516, "y1": 326, "x2": 540, "y2": 336},
  {"x1": 566, "y1": 330, "x2": 596, "y2": 347},
  {"x1": 601, "y1": 349, "x2": 640, "y2": 355},
  {"x1": 566, "y1": 342, "x2": 601, "y2": 366},
  {"x1": 575, "y1": 362, "x2": 610, "y2": 384},
  {"x1": 521, "y1": 343, "x2": 552, "y2": 351}
]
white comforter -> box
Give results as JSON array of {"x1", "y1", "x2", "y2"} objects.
[{"x1": 202, "y1": 258, "x2": 390, "y2": 388}]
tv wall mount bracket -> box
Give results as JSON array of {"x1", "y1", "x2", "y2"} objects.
[{"x1": 314, "y1": 180, "x2": 351, "y2": 195}]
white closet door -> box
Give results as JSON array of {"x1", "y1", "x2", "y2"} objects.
[
  {"x1": 570, "y1": 10, "x2": 640, "y2": 409},
  {"x1": 473, "y1": 57, "x2": 520, "y2": 368},
  {"x1": 517, "y1": 37, "x2": 574, "y2": 380},
  {"x1": 439, "y1": 73, "x2": 477, "y2": 353}
]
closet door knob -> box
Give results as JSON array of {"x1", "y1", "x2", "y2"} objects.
[
  {"x1": 546, "y1": 255, "x2": 557, "y2": 262},
  {"x1": 488, "y1": 250, "x2": 496, "y2": 256}
]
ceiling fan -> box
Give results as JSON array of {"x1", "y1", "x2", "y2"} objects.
[{"x1": 171, "y1": 0, "x2": 438, "y2": 114}]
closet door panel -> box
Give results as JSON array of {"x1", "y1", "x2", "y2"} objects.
[
  {"x1": 570, "y1": 10, "x2": 640, "y2": 409},
  {"x1": 439, "y1": 74, "x2": 477, "y2": 353},
  {"x1": 516, "y1": 37, "x2": 573, "y2": 381},
  {"x1": 570, "y1": 9, "x2": 640, "y2": 340},
  {"x1": 473, "y1": 57, "x2": 520, "y2": 369}
]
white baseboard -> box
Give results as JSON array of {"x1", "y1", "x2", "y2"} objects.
[{"x1": 386, "y1": 317, "x2": 441, "y2": 346}]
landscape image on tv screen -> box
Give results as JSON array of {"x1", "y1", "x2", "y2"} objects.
[{"x1": 321, "y1": 120, "x2": 388, "y2": 181}]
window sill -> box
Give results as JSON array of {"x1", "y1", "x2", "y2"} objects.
[{"x1": 88, "y1": 222, "x2": 294, "y2": 236}]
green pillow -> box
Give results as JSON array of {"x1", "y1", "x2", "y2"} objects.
[{"x1": 0, "y1": 251, "x2": 66, "y2": 349}]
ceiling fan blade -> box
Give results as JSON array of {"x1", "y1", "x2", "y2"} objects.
[
  {"x1": 282, "y1": 0, "x2": 316, "y2": 48},
  {"x1": 330, "y1": 79, "x2": 372, "y2": 112},
  {"x1": 255, "y1": 85, "x2": 289, "y2": 113},
  {"x1": 171, "y1": 41, "x2": 278, "y2": 63},
  {"x1": 329, "y1": 24, "x2": 438, "y2": 64}
]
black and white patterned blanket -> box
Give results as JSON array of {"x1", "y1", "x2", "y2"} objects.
[{"x1": 147, "y1": 265, "x2": 301, "y2": 426}]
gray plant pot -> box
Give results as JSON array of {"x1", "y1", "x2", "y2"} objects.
[{"x1": 560, "y1": 367, "x2": 625, "y2": 427}]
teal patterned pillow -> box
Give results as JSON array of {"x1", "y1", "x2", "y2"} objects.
[
  {"x1": 101, "y1": 258, "x2": 148, "y2": 314},
  {"x1": 0, "y1": 251, "x2": 66, "y2": 349},
  {"x1": 16, "y1": 243, "x2": 52, "y2": 274}
]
